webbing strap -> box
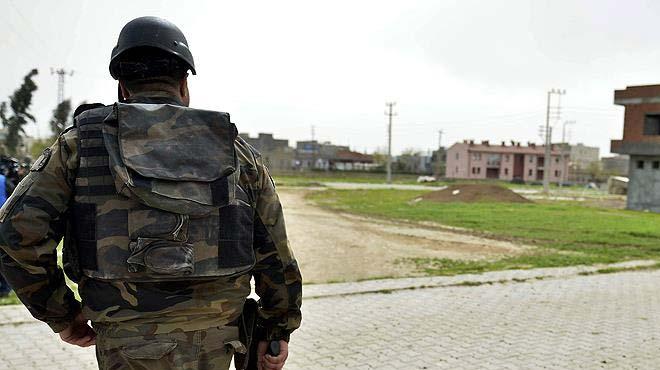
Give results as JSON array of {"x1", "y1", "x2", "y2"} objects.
[{"x1": 78, "y1": 240, "x2": 98, "y2": 271}]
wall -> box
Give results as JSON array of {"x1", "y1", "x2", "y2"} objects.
[
  {"x1": 621, "y1": 103, "x2": 660, "y2": 143},
  {"x1": 627, "y1": 155, "x2": 660, "y2": 212},
  {"x1": 446, "y1": 144, "x2": 470, "y2": 179}
]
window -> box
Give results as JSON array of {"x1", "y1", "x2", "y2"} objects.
[
  {"x1": 504, "y1": 168, "x2": 509, "y2": 175},
  {"x1": 654, "y1": 161, "x2": 660, "y2": 169},
  {"x1": 529, "y1": 156, "x2": 535, "y2": 163},
  {"x1": 471, "y1": 167, "x2": 476, "y2": 174},
  {"x1": 644, "y1": 114, "x2": 660, "y2": 135},
  {"x1": 477, "y1": 167, "x2": 481, "y2": 174},
  {"x1": 555, "y1": 157, "x2": 560, "y2": 163},
  {"x1": 472, "y1": 153, "x2": 482, "y2": 161},
  {"x1": 555, "y1": 170, "x2": 560, "y2": 177},
  {"x1": 456, "y1": 153, "x2": 459, "y2": 160},
  {"x1": 637, "y1": 160, "x2": 645, "y2": 169},
  {"x1": 505, "y1": 155, "x2": 510, "y2": 162},
  {"x1": 455, "y1": 166, "x2": 458, "y2": 174},
  {"x1": 487, "y1": 154, "x2": 501, "y2": 167},
  {"x1": 529, "y1": 169, "x2": 533, "y2": 176}
]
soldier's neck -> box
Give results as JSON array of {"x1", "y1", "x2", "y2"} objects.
[{"x1": 128, "y1": 90, "x2": 185, "y2": 106}]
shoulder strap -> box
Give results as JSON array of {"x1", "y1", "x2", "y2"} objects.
[{"x1": 72, "y1": 103, "x2": 106, "y2": 123}]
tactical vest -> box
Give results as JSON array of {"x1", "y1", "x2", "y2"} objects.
[{"x1": 66, "y1": 103, "x2": 255, "y2": 282}]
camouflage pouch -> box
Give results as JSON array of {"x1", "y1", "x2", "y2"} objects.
[{"x1": 104, "y1": 103, "x2": 239, "y2": 216}]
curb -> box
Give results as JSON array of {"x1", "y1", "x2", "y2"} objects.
[
  {"x1": 302, "y1": 260, "x2": 658, "y2": 299},
  {"x1": 0, "y1": 260, "x2": 656, "y2": 326}
]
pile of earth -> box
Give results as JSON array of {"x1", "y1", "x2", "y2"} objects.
[{"x1": 421, "y1": 184, "x2": 531, "y2": 203}]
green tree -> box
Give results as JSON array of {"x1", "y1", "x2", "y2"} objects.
[
  {"x1": 49, "y1": 99, "x2": 72, "y2": 140},
  {"x1": 0, "y1": 69, "x2": 38, "y2": 155},
  {"x1": 587, "y1": 161, "x2": 603, "y2": 181},
  {"x1": 395, "y1": 148, "x2": 423, "y2": 173}
]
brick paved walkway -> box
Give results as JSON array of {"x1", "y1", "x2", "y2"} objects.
[{"x1": 1, "y1": 262, "x2": 659, "y2": 369}]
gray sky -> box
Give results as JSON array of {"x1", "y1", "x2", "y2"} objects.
[{"x1": 2, "y1": 0, "x2": 659, "y2": 156}]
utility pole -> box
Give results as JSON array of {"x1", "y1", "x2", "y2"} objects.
[
  {"x1": 51, "y1": 68, "x2": 74, "y2": 105},
  {"x1": 559, "y1": 120, "x2": 575, "y2": 187},
  {"x1": 385, "y1": 102, "x2": 397, "y2": 184},
  {"x1": 436, "y1": 129, "x2": 444, "y2": 178},
  {"x1": 543, "y1": 89, "x2": 566, "y2": 194}
]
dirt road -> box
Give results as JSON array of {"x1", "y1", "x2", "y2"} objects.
[{"x1": 280, "y1": 188, "x2": 531, "y2": 283}]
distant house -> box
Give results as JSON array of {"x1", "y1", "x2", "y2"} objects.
[
  {"x1": 294, "y1": 140, "x2": 374, "y2": 171},
  {"x1": 240, "y1": 133, "x2": 294, "y2": 173},
  {"x1": 446, "y1": 140, "x2": 569, "y2": 183},
  {"x1": 568, "y1": 143, "x2": 600, "y2": 170}
]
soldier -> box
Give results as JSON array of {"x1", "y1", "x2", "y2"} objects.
[{"x1": 0, "y1": 16, "x2": 302, "y2": 370}]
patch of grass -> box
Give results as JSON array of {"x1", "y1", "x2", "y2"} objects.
[
  {"x1": 454, "y1": 280, "x2": 489, "y2": 287},
  {"x1": 578, "y1": 263, "x2": 660, "y2": 276},
  {"x1": 0, "y1": 292, "x2": 20, "y2": 306},
  {"x1": 309, "y1": 188, "x2": 660, "y2": 275}
]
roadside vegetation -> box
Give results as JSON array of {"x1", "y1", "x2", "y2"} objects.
[
  {"x1": 273, "y1": 171, "x2": 435, "y2": 187},
  {"x1": 273, "y1": 171, "x2": 594, "y2": 191},
  {"x1": 308, "y1": 188, "x2": 660, "y2": 276}
]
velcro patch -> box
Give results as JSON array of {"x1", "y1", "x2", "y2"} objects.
[{"x1": 30, "y1": 148, "x2": 52, "y2": 172}]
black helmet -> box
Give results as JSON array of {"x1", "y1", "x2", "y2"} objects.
[{"x1": 109, "y1": 16, "x2": 196, "y2": 80}]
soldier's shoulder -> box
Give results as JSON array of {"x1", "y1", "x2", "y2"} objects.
[
  {"x1": 235, "y1": 135, "x2": 262, "y2": 165},
  {"x1": 73, "y1": 103, "x2": 112, "y2": 126}
]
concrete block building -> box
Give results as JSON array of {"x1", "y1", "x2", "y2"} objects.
[
  {"x1": 240, "y1": 133, "x2": 294, "y2": 173},
  {"x1": 446, "y1": 140, "x2": 569, "y2": 183},
  {"x1": 601, "y1": 155, "x2": 629, "y2": 177},
  {"x1": 611, "y1": 84, "x2": 660, "y2": 212}
]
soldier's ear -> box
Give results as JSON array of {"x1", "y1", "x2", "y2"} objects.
[
  {"x1": 180, "y1": 76, "x2": 190, "y2": 106},
  {"x1": 118, "y1": 81, "x2": 130, "y2": 101}
]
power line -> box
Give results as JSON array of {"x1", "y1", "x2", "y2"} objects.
[
  {"x1": 8, "y1": 0, "x2": 57, "y2": 56},
  {"x1": 0, "y1": 9, "x2": 44, "y2": 61}
]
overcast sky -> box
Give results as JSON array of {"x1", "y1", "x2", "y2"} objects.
[{"x1": 3, "y1": 0, "x2": 660, "y2": 156}]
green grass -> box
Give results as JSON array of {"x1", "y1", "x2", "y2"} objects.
[
  {"x1": 308, "y1": 189, "x2": 660, "y2": 275},
  {"x1": 273, "y1": 172, "x2": 438, "y2": 187},
  {"x1": 0, "y1": 292, "x2": 20, "y2": 306}
]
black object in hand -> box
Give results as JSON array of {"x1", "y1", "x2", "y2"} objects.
[{"x1": 268, "y1": 340, "x2": 280, "y2": 357}]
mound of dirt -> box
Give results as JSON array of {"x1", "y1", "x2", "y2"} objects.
[{"x1": 422, "y1": 184, "x2": 531, "y2": 203}]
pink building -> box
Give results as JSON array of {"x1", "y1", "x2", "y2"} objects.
[{"x1": 446, "y1": 140, "x2": 570, "y2": 183}]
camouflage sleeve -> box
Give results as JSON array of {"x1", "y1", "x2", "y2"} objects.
[
  {"x1": 0, "y1": 129, "x2": 80, "y2": 333},
  {"x1": 252, "y1": 160, "x2": 302, "y2": 342}
]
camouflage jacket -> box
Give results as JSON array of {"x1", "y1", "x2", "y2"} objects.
[{"x1": 0, "y1": 93, "x2": 302, "y2": 340}]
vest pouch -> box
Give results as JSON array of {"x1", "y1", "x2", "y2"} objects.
[
  {"x1": 116, "y1": 103, "x2": 237, "y2": 182},
  {"x1": 127, "y1": 238, "x2": 194, "y2": 276},
  {"x1": 102, "y1": 103, "x2": 239, "y2": 216}
]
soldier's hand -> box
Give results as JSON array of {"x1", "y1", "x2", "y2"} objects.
[
  {"x1": 59, "y1": 312, "x2": 96, "y2": 347},
  {"x1": 257, "y1": 340, "x2": 289, "y2": 370}
]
